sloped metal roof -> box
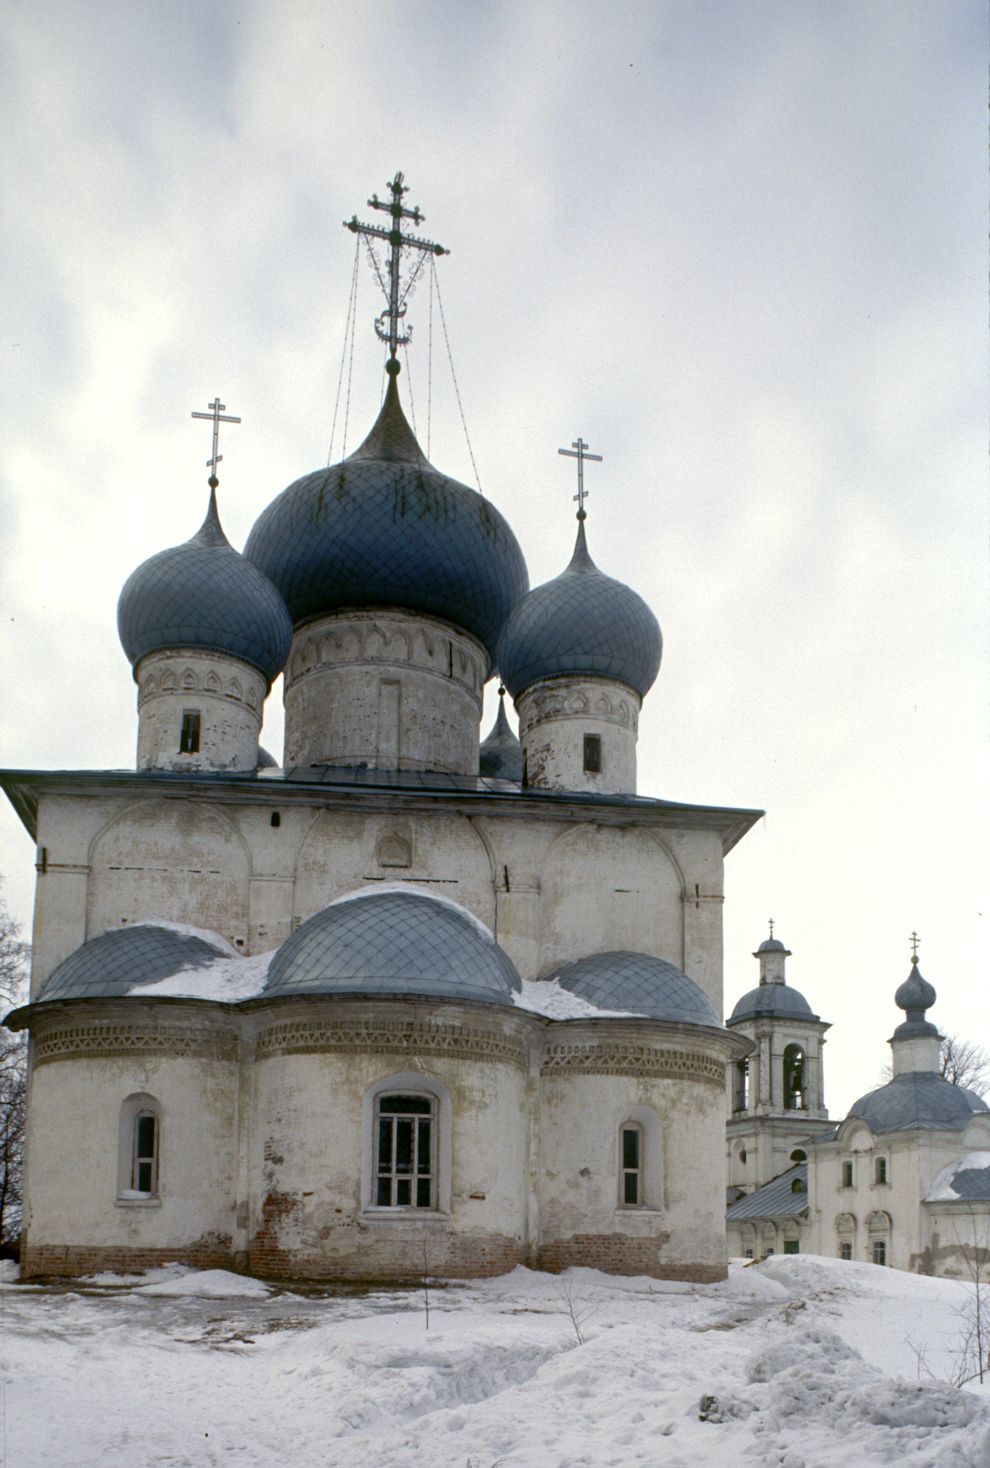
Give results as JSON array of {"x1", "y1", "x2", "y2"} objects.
[
  {"x1": 38, "y1": 924, "x2": 231, "y2": 1001},
  {"x1": 846, "y1": 1072, "x2": 989, "y2": 1133},
  {"x1": 726, "y1": 1164, "x2": 809, "y2": 1221},
  {"x1": 728, "y1": 983, "x2": 817, "y2": 1024}
]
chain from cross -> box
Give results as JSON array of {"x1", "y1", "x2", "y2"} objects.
[
  {"x1": 344, "y1": 172, "x2": 449, "y2": 367},
  {"x1": 558, "y1": 437, "x2": 603, "y2": 519},
  {"x1": 910, "y1": 930, "x2": 921, "y2": 961},
  {"x1": 191, "y1": 397, "x2": 241, "y2": 488}
]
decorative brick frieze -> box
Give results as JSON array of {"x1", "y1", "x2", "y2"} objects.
[
  {"x1": 32, "y1": 1023, "x2": 237, "y2": 1067},
  {"x1": 256, "y1": 1018, "x2": 526, "y2": 1070},
  {"x1": 540, "y1": 1042, "x2": 724, "y2": 1086}
]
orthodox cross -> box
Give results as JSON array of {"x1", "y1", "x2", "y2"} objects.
[
  {"x1": 191, "y1": 397, "x2": 241, "y2": 488},
  {"x1": 344, "y1": 172, "x2": 449, "y2": 367},
  {"x1": 910, "y1": 930, "x2": 921, "y2": 962},
  {"x1": 768, "y1": 918, "x2": 775, "y2": 939},
  {"x1": 559, "y1": 436, "x2": 602, "y2": 519}
]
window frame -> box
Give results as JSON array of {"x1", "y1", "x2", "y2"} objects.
[
  {"x1": 874, "y1": 1156, "x2": 888, "y2": 1185},
  {"x1": 363, "y1": 1072, "x2": 451, "y2": 1216},
  {"x1": 615, "y1": 1106, "x2": 663, "y2": 1211},
  {"x1": 179, "y1": 708, "x2": 201, "y2": 754},
  {"x1": 116, "y1": 1093, "x2": 162, "y2": 1207},
  {"x1": 582, "y1": 733, "x2": 602, "y2": 774},
  {"x1": 374, "y1": 1093, "x2": 436, "y2": 1209}
]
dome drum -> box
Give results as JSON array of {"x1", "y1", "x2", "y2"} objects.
[
  {"x1": 136, "y1": 649, "x2": 268, "y2": 773},
  {"x1": 282, "y1": 608, "x2": 488, "y2": 774},
  {"x1": 515, "y1": 674, "x2": 640, "y2": 794}
]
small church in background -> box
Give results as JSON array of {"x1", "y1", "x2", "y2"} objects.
[{"x1": 725, "y1": 931, "x2": 990, "y2": 1275}]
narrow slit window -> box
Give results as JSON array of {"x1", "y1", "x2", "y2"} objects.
[
  {"x1": 841, "y1": 1160, "x2": 854, "y2": 1188},
  {"x1": 874, "y1": 1157, "x2": 887, "y2": 1184},
  {"x1": 375, "y1": 1094, "x2": 435, "y2": 1208},
  {"x1": 620, "y1": 1122, "x2": 642, "y2": 1206},
  {"x1": 131, "y1": 1111, "x2": 159, "y2": 1194},
  {"x1": 179, "y1": 709, "x2": 201, "y2": 754},
  {"x1": 583, "y1": 733, "x2": 602, "y2": 773}
]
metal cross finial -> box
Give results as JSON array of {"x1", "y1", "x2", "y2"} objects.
[
  {"x1": 344, "y1": 172, "x2": 449, "y2": 370},
  {"x1": 558, "y1": 437, "x2": 603, "y2": 520},
  {"x1": 768, "y1": 918, "x2": 775, "y2": 938},
  {"x1": 910, "y1": 930, "x2": 921, "y2": 962},
  {"x1": 191, "y1": 397, "x2": 241, "y2": 488}
]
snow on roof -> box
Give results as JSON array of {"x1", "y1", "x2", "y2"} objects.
[
  {"x1": 924, "y1": 1151, "x2": 990, "y2": 1203},
  {"x1": 129, "y1": 950, "x2": 274, "y2": 1003}
]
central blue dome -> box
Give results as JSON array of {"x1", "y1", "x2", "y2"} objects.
[
  {"x1": 264, "y1": 888, "x2": 522, "y2": 1005},
  {"x1": 244, "y1": 379, "x2": 528, "y2": 662}
]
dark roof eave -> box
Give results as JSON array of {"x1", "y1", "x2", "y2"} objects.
[{"x1": 0, "y1": 767, "x2": 764, "y2": 853}]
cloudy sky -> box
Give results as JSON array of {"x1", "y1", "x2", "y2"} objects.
[{"x1": 1, "y1": 0, "x2": 985, "y2": 1112}]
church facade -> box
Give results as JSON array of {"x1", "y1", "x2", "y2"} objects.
[
  {"x1": 2, "y1": 177, "x2": 761, "y2": 1282},
  {"x1": 725, "y1": 939, "x2": 990, "y2": 1278}
]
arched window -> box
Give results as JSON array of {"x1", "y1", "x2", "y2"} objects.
[
  {"x1": 783, "y1": 1044, "x2": 806, "y2": 1110},
  {"x1": 616, "y1": 1106, "x2": 662, "y2": 1210},
  {"x1": 117, "y1": 1093, "x2": 162, "y2": 1202},
  {"x1": 790, "y1": 1149, "x2": 807, "y2": 1163},
  {"x1": 364, "y1": 1073, "x2": 451, "y2": 1214},
  {"x1": 867, "y1": 1209, "x2": 892, "y2": 1267}
]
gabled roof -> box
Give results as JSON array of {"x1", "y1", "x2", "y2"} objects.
[{"x1": 726, "y1": 1164, "x2": 809, "y2": 1221}]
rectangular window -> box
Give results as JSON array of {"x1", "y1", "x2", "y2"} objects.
[
  {"x1": 179, "y1": 710, "x2": 201, "y2": 754},
  {"x1": 874, "y1": 1157, "x2": 887, "y2": 1184},
  {"x1": 783, "y1": 1239, "x2": 799, "y2": 1255},
  {"x1": 620, "y1": 1123, "x2": 642, "y2": 1206},
  {"x1": 872, "y1": 1240, "x2": 887, "y2": 1266},
  {"x1": 131, "y1": 1112, "x2": 159, "y2": 1194},
  {"x1": 841, "y1": 1161, "x2": 854, "y2": 1187},
  {"x1": 839, "y1": 1241, "x2": 852, "y2": 1261},
  {"x1": 583, "y1": 734, "x2": 602, "y2": 774},
  {"x1": 375, "y1": 1094, "x2": 434, "y2": 1208}
]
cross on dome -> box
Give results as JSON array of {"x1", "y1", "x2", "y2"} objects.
[
  {"x1": 910, "y1": 930, "x2": 921, "y2": 962},
  {"x1": 558, "y1": 436, "x2": 603, "y2": 520},
  {"x1": 191, "y1": 396, "x2": 241, "y2": 488},
  {"x1": 345, "y1": 172, "x2": 449, "y2": 371}
]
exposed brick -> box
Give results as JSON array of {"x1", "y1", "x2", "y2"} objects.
[
  {"x1": 21, "y1": 1233, "x2": 236, "y2": 1280},
  {"x1": 538, "y1": 1233, "x2": 725, "y2": 1282}
]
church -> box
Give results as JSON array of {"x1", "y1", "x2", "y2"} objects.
[
  {"x1": 725, "y1": 932, "x2": 990, "y2": 1276},
  {"x1": 2, "y1": 176, "x2": 760, "y2": 1282}
]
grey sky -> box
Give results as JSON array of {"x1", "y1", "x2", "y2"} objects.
[{"x1": 1, "y1": 0, "x2": 986, "y2": 1111}]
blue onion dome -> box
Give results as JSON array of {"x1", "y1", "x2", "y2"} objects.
[
  {"x1": 729, "y1": 984, "x2": 817, "y2": 1023},
  {"x1": 38, "y1": 924, "x2": 233, "y2": 1002},
  {"x1": 893, "y1": 958, "x2": 939, "y2": 1038},
  {"x1": 243, "y1": 378, "x2": 529, "y2": 663},
  {"x1": 496, "y1": 519, "x2": 662, "y2": 700},
  {"x1": 479, "y1": 686, "x2": 522, "y2": 781},
  {"x1": 264, "y1": 888, "x2": 522, "y2": 1005},
  {"x1": 550, "y1": 950, "x2": 720, "y2": 1025},
  {"x1": 846, "y1": 1073, "x2": 988, "y2": 1134},
  {"x1": 117, "y1": 489, "x2": 293, "y2": 687}
]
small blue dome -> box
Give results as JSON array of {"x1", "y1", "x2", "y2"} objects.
[
  {"x1": 892, "y1": 959, "x2": 939, "y2": 1038},
  {"x1": 264, "y1": 889, "x2": 522, "y2": 1005},
  {"x1": 729, "y1": 984, "x2": 817, "y2": 1023},
  {"x1": 550, "y1": 950, "x2": 720, "y2": 1025},
  {"x1": 496, "y1": 520, "x2": 661, "y2": 700},
  {"x1": 118, "y1": 491, "x2": 293, "y2": 686},
  {"x1": 478, "y1": 689, "x2": 522, "y2": 781},
  {"x1": 38, "y1": 924, "x2": 232, "y2": 1002},
  {"x1": 847, "y1": 1072, "x2": 988, "y2": 1134},
  {"x1": 244, "y1": 379, "x2": 529, "y2": 662}
]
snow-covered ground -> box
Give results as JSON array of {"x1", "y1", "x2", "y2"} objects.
[{"x1": 1, "y1": 1255, "x2": 988, "y2": 1467}]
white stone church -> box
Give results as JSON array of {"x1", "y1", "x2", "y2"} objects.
[{"x1": 2, "y1": 178, "x2": 764, "y2": 1283}]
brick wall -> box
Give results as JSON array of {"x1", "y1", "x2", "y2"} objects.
[
  {"x1": 538, "y1": 1233, "x2": 726, "y2": 1282},
  {"x1": 21, "y1": 1233, "x2": 237, "y2": 1280}
]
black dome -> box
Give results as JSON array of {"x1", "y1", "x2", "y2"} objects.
[
  {"x1": 244, "y1": 380, "x2": 528, "y2": 662},
  {"x1": 497, "y1": 520, "x2": 661, "y2": 699},
  {"x1": 117, "y1": 491, "x2": 293, "y2": 686}
]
